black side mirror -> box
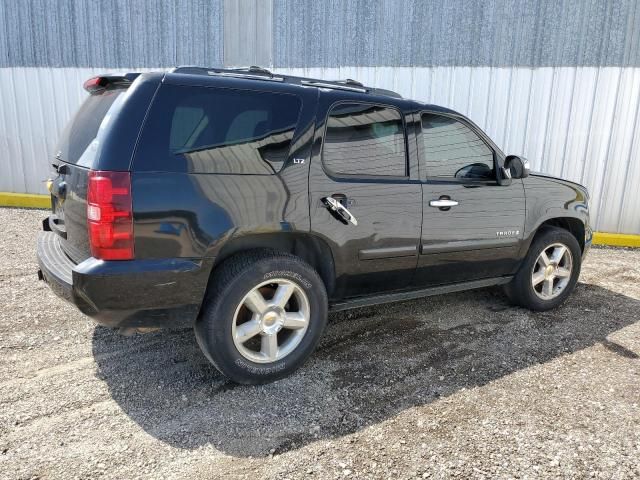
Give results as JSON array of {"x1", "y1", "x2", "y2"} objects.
[{"x1": 504, "y1": 155, "x2": 530, "y2": 179}]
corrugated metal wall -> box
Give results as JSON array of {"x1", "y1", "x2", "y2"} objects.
[
  {"x1": 0, "y1": 0, "x2": 224, "y2": 67},
  {"x1": 0, "y1": 0, "x2": 639, "y2": 234},
  {"x1": 273, "y1": 0, "x2": 640, "y2": 68}
]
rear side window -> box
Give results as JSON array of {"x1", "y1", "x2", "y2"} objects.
[
  {"x1": 322, "y1": 103, "x2": 407, "y2": 177},
  {"x1": 420, "y1": 113, "x2": 495, "y2": 180},
  {"x1": 56, "y1": 89, "x2": 127, "y2": 167},
  {"x1": 136, "y1": 85, "x2": 302, "y2": 174}
]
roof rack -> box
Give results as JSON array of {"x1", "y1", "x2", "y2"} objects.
[
  {"x1": 232, "y1": 66, "x2": 274, "y2": 75},
  {"x1": 171, "y1": 66, "x2": 402, "y2": 99},
  {"x1": 341, "y1": 78, "x2": 364, "y2": 87},
  {"x1": 174, "y1": 65, "x2": 285, "y2": 83},
  {"x1": 300, "y1": 79, "x2": 367, "y2": 93}
]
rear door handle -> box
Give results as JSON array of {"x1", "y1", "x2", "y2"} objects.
[
  {"x1": 322, "y1": 196, "x2": 358, "y2": 226},
  {"x1": 429, "y1": 199, "x2": 459, "y2": 208}
]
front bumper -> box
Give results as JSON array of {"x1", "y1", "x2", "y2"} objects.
[
  {"x1": 583, "y1": 224, "x2": 593, "y2": 260},
  {"x1": 37, "y1": 231, "x2": 211, "y2": 328}
]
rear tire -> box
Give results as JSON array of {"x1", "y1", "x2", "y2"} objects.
[
  {"x1": 195, "y1": 250, "x2": 328, "y2": 384},
  {"x1": 504, "y1": 226, "x2": 581, "y2": 311}
]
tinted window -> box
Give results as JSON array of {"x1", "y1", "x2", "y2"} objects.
[
  {"x1": 136, "y1": 85, "x2": 302, "y2": 174},
  {"x1": 421, "y1": 113, "x2": 494, "y2": 180},
  {"x1": 56, "y1": 88, "x2": 126, "y2": 166},
  {"x1": 323, "y1": 103, "x2": 406, "y2": 177}
]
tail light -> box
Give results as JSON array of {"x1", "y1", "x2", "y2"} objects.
[{"x1": 87, "y1": 171, "x2": 134, "y2": 260}]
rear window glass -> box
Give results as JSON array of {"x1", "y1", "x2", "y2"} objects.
[
  {"x1": 56, "y1": 89, "x2": 126, "y2": 166},
  {"x1": 135, "y1": 85, "x2": 302, "y2": 174}
]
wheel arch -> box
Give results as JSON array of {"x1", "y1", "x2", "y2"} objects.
[
  {"x1": 211, "y1": 232, "x2": 336, "y2": 298},
  {"x1": 535, "y1": 217, "x2": 586, "y2": 252},
  {"x1": 518, "y1": 216, "x2": 586, "y2": 263}
]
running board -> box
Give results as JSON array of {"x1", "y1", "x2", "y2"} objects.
[{"x1": 329, "y1": 276, "x2": 512, "y2": 312}]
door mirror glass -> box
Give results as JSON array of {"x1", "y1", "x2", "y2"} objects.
[
  {"x1": 454, "y1": 162, "x2": 494, "y2": 180},
  {"x1": 504, "y1": 155, "x2": 530, "y2": 179}
]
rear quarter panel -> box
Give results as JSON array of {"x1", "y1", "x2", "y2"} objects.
[{"x1": 131, "y1": 167, "x2": 310, "y2": 259}]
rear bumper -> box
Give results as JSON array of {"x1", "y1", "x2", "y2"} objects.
[
  {"x1": 37, "y1": 230, "x2": 76, "y2": 303},
  {"x1": 37, "y1": 231, "x2": 211, "y2": 329}
]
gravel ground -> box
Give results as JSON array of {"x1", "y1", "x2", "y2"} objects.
[{"x1": 0, "y1": 207, "x2": 639, "y2": 479}]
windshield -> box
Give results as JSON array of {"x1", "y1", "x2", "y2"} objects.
[{"x1": 55, "y1": 88, "x2": 127, "y2": 166}]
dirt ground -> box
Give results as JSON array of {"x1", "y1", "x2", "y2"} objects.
[{"x1": 0, "y1": 207, "x2": 639, "y2": 479}]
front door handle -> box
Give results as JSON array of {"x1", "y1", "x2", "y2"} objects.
[
  {"x1": 322, "y1": 196, "x2": 358, "y2": 226},
  {"x1": 429, "y1": 199, "x2": 459, "y2": 208},
  {"x1": 429, "y1": 197, "x2": 459, "y2": 211}
]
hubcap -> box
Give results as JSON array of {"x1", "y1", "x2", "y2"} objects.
[
  {"x1": 231, "y1": 279, "x2": 310, "y2": 364},
  {"x1": 531, "y1": 243, "x2": 573, "y2": 300}
]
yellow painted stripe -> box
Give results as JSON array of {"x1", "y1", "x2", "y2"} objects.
[
  {"x1": 593, "y1": 232, "x2": 640, "y2": 248},
  {"x1": 0, "y1": 192, "x2": 51, "y2": 209},
  {"x1": 0, "y1": 191, "x2": 638, "y2": 247}
]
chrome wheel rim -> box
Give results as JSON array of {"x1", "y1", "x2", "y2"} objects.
[
  {"x1": 531, "y1": 243, "x2": 573, "y2": 300},
  {"x1": 231, "y1": 279, "x2": 310, "y2": 364}
]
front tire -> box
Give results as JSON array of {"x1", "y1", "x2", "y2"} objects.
[
  {"x1": 195, "y1": 250, "x2": 328, "y2": 384},
  {"x1": 505, "y1": 226, "x2": 582, "y2": 311}
]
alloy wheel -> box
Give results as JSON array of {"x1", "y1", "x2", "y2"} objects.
[
  {"x1": 531, "y1": 243, "x2": 573, "y2": 300},
  {"x1": 231, "y1": 279, "x2": 310, "y2": 363}
]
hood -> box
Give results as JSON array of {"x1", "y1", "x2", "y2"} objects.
[{"x1": 529, "y1": 171, "x2": 590, "y2": 200}]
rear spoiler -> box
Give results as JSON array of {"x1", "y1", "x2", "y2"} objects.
[{"x1": 83, "y1": 73, "x2": 141, "y2": 94}]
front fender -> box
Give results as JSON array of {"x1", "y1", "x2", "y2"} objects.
[{"x1": 520, "y1": 175, "x2": 590, "y2": 254}]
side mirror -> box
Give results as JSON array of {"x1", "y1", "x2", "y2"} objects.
[{"x1": 504, "y1": 155, "x2": 530, "y2": 179}]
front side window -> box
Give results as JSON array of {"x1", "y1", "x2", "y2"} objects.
[
  {"x1": 322, "y1": 103, "x2": 407, "y2": 177},
  {"x1": 136, "y1": 84, "x2": 302, "y2": 174},
  {"x1": 420, "y1": 113, "x2": 495, "y2": 180}
]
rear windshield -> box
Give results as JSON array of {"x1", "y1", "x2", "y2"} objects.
[
  {"x1": 55, "y1": 89, "x2": 127, "y2": 166},
  {"x1": 134, "y1": 84, "x2": 302, "y2": 174}
]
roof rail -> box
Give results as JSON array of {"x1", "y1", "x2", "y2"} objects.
[
  {"x1": 341, "y1": 78, "x2": 364, "y2": 87},
  {"x1": 231, "y1": 66, "x2": 274, "y2": 75},
  {"x1": 209, "y1": 70, "x2": 285, "y2": 82},
  {"x1": 300, "y1": 80, "x2": 367, "y2": 93},
  {"x1": 170, "y1": 66, "x2": 402, "y2": 98},
  {"x1": 174, "y1": 65, "x2": 285, "y2": 83}
]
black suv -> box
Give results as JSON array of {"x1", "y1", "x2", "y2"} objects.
[{"x1": 37, "y1": 67, "x2": 592, "y2": 384}]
